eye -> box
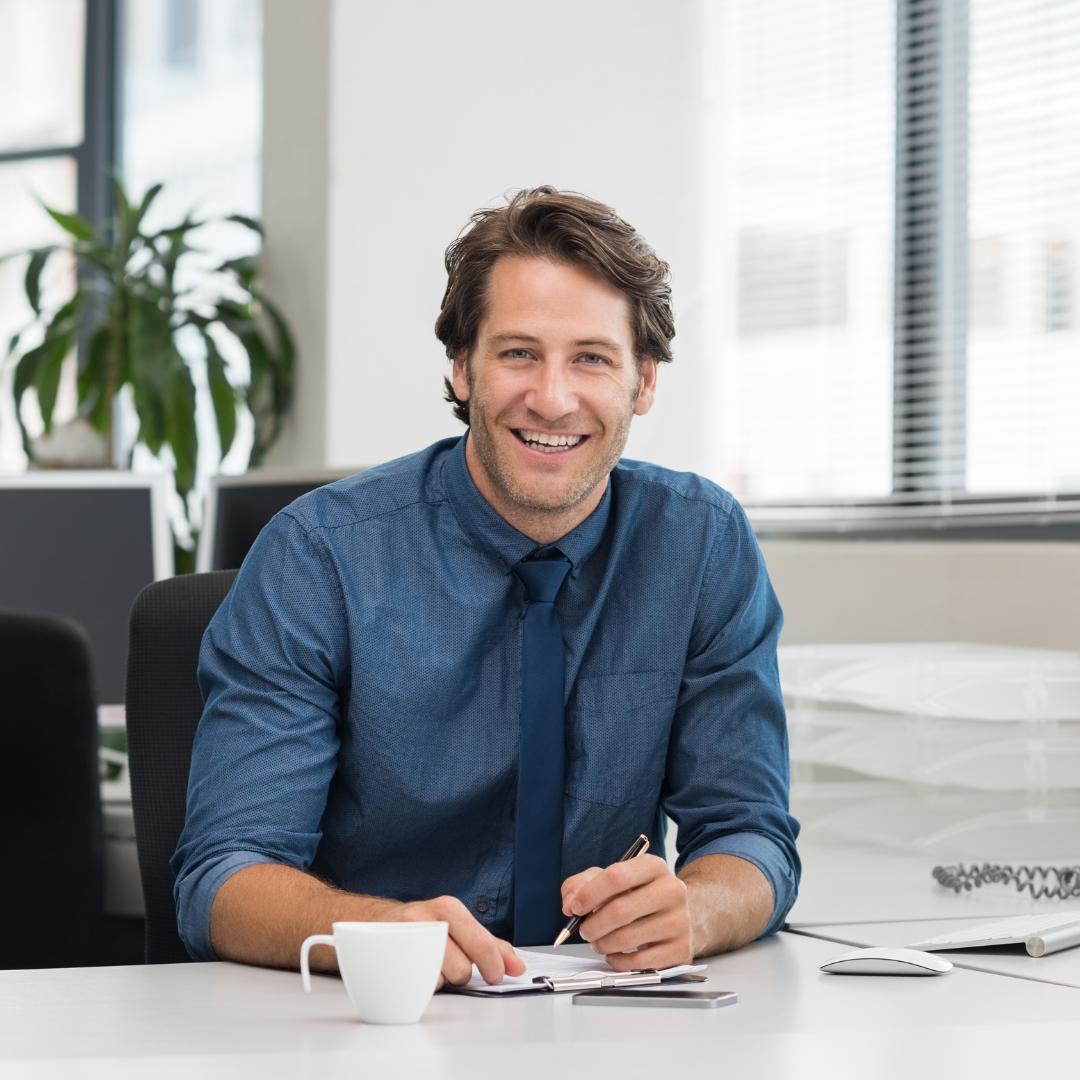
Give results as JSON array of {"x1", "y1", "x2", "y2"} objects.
[
  {"x1": 578, "y1": 353, "x2": 608, "y2": 365},
  {"x1": 505, "y1": 348, "x2": 532, "y2": 359}
]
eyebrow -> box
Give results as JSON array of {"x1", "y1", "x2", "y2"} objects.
[{"x1": 487, "y1": 333, "x2": 627, "y2": 353}]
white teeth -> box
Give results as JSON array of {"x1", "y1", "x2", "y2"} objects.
[{"x1": 518, "y1": 430, "x2": 584, "y2": 451}]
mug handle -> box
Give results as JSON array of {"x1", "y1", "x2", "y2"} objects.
[{"x1": 300, "y1": 934, "x2": 336, "y2": 992}]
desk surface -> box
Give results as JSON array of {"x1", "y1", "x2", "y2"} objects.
[
  {"x1": 797, "y1": 917, "x2": 1080, "y2": 989},
  {"x1": 789, "y1": 839, "x2": 1075, "y2": 925},
  {"x1": 4, "y1": 936, "x2": 1080, "y2": 1079}
]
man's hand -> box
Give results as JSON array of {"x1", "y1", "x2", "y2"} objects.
[
  {"x1": 561, "y1": 852, "x2": 774, "y2": 970},
  {"x1": 561, "y1": 854, "x2": 693, "y2": 970},
  {"x1": 395, "y1": 895, "x2": 525, "y2": 989},
  {"x1": 211, "y1": 863, "x2": 524, "y2": 988}
]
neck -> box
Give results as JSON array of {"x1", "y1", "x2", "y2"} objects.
[{"x1": 464, "y1": 435, "x2": 607, "y2": 545}]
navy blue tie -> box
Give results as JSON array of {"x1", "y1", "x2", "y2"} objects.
[{"x1": 511, "y1": 551, "x2": 572, "y2": 946}]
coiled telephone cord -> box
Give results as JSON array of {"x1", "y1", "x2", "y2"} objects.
[{"x1": 933, "y1": 863, "x2": 1080, "y2": 900}]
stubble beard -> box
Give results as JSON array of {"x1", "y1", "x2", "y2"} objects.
[{"x1": 465, "y1": 370, "x2": 637, "y2": 516}]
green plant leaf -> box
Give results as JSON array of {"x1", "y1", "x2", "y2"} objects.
[
  {"x1": 32, "y1": 331, "x2": 73, "y2": 430},
  {"x1": 78, "y1": 326, "x2": 113, "y2": 431},
  {"x1": 217, "y1": 254, "x2": 256, "y2": 291},
  {"x1": 11, "y1": 344, "x2": 44, "y2": 458},
  {"x1": 127, "y1": 295, "x2": 175, "y2": 453},
  {"x1": 244, "y1": 294, "x2": 296, "y2": 465},
  {"x1": 42, "y1": 204, "x2": 96, "y2": 243},
  {"x1": 226, "y1": 214, "x2": 264, "y2": 236},
  {"x1": 166, "y1": 363, "x2": 198, "y2": 496},
  {"x1": 203, "y1": 331, "x2": 238, "y2": 457},
  {"x1": 24, "y1": 247, "x2": 57, "y2": 314},
  {"x1": 132, "y1": 182, "x2": 164, "y2": 234},
  {"x1": 47, "y1": 293, "x2": 82, "y2": 334},
  {"x1": 258, "y1": 292, "x2": 298, "y2": 382},
  {"x1": 13, "y1": 341, "x2": 45, "y2": 404},
  {"x1": 111, "y1": 175, "x2": 132, "y2": 232}
]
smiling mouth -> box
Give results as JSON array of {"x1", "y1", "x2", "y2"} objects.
[{"x1": 513, "y1": 429, "x2": 588, "y2": 453}]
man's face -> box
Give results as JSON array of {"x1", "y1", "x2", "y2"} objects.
[{"x1": 453, "y1": 256, "x2": 656, "y2": 520}]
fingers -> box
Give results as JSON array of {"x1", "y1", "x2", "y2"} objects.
[
  {"x1": 567, "y1": 856, "x2": 692, "y2": 969},
  {"x1": 401, "y1": 896, "x2": 514, "y2": 986},
  {"x1": 578, "y1": 871, "x2": 687, "y2": 946},
  {"x1": 440, "y1": 938, "x2": 476, "y2": 985},
  {"x1": 604, "y1": 937, "x2": 694, "y2": 972},
  {"x1": 498, "y1": 937, "x2": 526, "y2": 977},
  {"x1": 561, "y1": 867, "x2": 603, "y2": 914},
  {"x1": 586, "y1": 905, "x2": 692, "y2": 963},
  {"x1": 568, "y1": 854, "x2": 670, "y2": 918}
]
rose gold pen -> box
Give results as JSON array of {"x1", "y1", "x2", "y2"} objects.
[{"x1": 553, "y1": 834, "x2": 650, "y2": 947}]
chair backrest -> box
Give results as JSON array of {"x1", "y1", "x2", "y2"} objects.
[
  {"x1": 0, "y1": 612, "x2": 102, "y2": 968},
  {"x1": 126, "y1": 570, "x2": 237, "y2": 964}
]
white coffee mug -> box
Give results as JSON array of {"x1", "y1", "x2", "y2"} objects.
[{"x1": 300, "y1": 921, "x2": 449, "y2": 1024}]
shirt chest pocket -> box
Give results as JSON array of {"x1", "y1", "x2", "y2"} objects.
[{"x1": 566, "y1": 671, "x2": 681, "y2": 807}]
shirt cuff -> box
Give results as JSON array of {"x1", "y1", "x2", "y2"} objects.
[
  {"x1": 175, "y1": 850, "x2": 281, "y2": 961},
  {"x1": 681, "y1": 832, "x2": 799, "y2": 938}
]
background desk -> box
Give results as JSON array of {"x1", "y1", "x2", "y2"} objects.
[
  {"x1": 3, "y1": 936, "x2": 1079, "y2": 1079},
  {"x1": 789, "y1": 839, "x2": 1075, "y2": 925},
  {"x1": 795, "y1": 917, "x2": 1080, "y2": 990}
]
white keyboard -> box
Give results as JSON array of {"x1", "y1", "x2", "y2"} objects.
[{"x1": 910, "y1": 911, "x2": 1080, "y2": 957}]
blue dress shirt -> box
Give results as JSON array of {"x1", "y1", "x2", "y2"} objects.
[{"x1": 173, "y1": 435, "x2": 800, "y2": 960}]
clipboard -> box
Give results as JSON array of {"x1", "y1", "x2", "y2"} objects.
[{"x1": 441, "y1": 968, "x2": 708, "y2": 997}]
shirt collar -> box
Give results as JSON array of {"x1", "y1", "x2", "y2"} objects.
[{"x1": 441, "y1": 433, "x2": 611, "y2": 578}]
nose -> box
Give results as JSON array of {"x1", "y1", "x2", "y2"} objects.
[{"x1": 525, "y1": 358, "x2": 577, "y2": 421}]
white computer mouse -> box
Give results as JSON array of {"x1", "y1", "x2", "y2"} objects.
[{"x1": 820, "y1": 947, "x2": 953, "y2": 976}]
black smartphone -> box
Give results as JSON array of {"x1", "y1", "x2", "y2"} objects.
[{"x1": 572, "y1": 988, "x2": 737, "y2": 1010}]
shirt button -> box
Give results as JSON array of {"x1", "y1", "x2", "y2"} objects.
[{"x1": 475, "y1": 899, "x2": 490, "y2": 914}]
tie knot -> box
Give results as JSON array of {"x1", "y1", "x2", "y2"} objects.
[{"x1": 513, "y1": 553, "x2": 571, "y2": 604}]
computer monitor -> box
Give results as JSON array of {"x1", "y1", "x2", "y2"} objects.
[
  {"x1": 197, "y1": 467, "x2": 362, "y2": 573},
  {"x1": 0, "y1": 472, "x2": 174, "y2": 705}
]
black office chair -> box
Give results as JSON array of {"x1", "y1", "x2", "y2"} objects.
[
  {"x1": 126, "y1": 570, "x2": 237, "y2": 964},
  {"x1": 0, "y1": 613, "x2": 103, "y2": 968}
]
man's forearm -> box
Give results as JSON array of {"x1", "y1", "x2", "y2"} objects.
[
  {"x1": 679, "y1": 853, "x2": 774, "y2": 957},
  {"x1": 210, "y1": 863, "x2": 399, "y2": 970}
]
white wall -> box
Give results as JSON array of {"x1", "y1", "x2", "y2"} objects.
[
  {"x1": 262, "y1": 0, "x2": 712, "y2": 472},
  {"x1": 762, "y1": 540, "x2": 1080, "y2": 653},
  {"x1": 261, "y1": 0, "x2": 332, "y2": 467},
  {"x1": 261, "y1": 5, "x2": 1080, "y2": 656}
]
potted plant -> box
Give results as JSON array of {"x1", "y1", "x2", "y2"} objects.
[{"x1": 4, "y1": 179, "x2": 295, "y2": 571}]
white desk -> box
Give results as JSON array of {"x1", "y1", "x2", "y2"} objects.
[
  {"x1": 4, "y1": 936, "x2": 1080, "y2": 1079},
  {"x1": 789, "y1": 839, "x2": 1073, "y2": 925},
  {"x1": 796, "y1": 917, "x2": 1080, "y2": 990}
]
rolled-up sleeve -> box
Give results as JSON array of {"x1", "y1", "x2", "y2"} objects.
[
  {"x1": 662, "y1": 501, "x2": 800, "y2": 937},
  {"x1": 171, "y1": 511, "x2": 349, "y2": 961}
]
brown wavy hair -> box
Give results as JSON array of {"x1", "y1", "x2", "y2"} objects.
[{"x1": 435, "y1": 186, "x2": 675, "y2": 425}]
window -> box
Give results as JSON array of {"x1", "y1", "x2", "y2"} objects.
[
  {"x1": 719, "y1": 0, "x2": 895, "y2": 501},
  {"x1": 123, "y1": 0, "x2": 261, "y2": 249},
  {"x1": 0, "y1": 0, "x2": 263, "y2": 491},
  {"x1": 0, "y1": 0, "x2": 111, "y2": 473},
  {"x1": 966, "y1": 0, "x2": 1080, "y2": 494},
  {"x1": 718, "y1": 0, "x2": 1080, "y2": 504},
  {"x1": 120, "y1": 0, "x2": 263, "y2": 538}
]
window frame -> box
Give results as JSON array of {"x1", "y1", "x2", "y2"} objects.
[
  {"x1": 0, "y1": 0, "x2": 118, "y2": 227},
  {"x1": 740, "y1": 0, "x2": 1080, "y2": 539}
]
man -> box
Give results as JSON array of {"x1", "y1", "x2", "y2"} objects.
[{"x1": 173, "y1": 187, "x2": 799, "y2": 987}]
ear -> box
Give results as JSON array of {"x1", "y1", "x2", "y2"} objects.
[
  {"x1": 452, "y1": 350, "x2": 471, "y2": 402},
  {"x1": 633, "y1": 358, "x2": 658, "y2": 417}
]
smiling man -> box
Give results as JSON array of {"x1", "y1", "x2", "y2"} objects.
[{"x1": 173, "y1": 188, "x2": 800, "y2": 987}]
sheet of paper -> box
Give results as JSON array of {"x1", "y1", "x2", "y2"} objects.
[{"x1": 458, "y1": 949, "x2": 706, "y2": 994}]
